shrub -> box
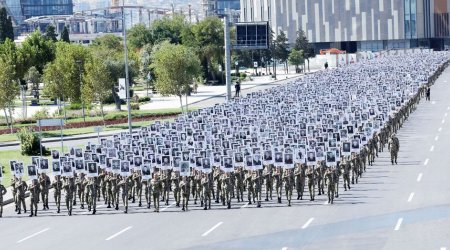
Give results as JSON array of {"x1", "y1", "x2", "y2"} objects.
[
  {"x1": 139, "y1": 96, "x2": 151, "y2": 103},
  {"x1": 16, "y1": 128, "x2": 49, "y2": 156},
  {"x1": 33, "y1": 108, "x2": 50, "y2": 120},
  {"x1": 131, "y1": 103, "x2": 140, "y2": 110}
]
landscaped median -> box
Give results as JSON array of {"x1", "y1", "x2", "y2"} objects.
[{"x1": 0, "y1": 108, "x2": 195, "y2": 143}]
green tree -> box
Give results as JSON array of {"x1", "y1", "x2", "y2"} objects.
[
  {"x1": 44, "y1": 25, "x2": 58, "y2": 42},
  {"x1": 0, "y1": 8, "x2": 14, "y2": 43},
  {"x1": 189, "y1": 17, "x2": 224, "y2": 82},
  {"x1": 151, "y1": 41, "x2": 201, "y2": 112},
  {"x1": 24, "y1": 66, "x2": 41, "y2": 100},
  {"x1": 43, "y1": 42, "x2": 91, "y2": 106},
  {"x1": 19, "y1": 30, "x2": 56, "y2": 73},
  {"x1": 91, "y1": 34, "x2": 140, "y2": 110},
  {"x1": 127, "y1": 23, "x2": 153, "y2": 50},
  {"x1": 274, "y1": 30, "x2": 290, "y2": 74},
  {"x1": 288, "y1": 49, "x2": 305, "y2": 73},
  {"x1": 82, "y1": 54, "x2": 112, "y2": 124},
  {"x1": 293, "y1": 29, "x2": 315, "y2": 72},
  {"x1": 0, "y1": 39, "x2": 20, "y2": 129},
  {"x1": 151, "y1": 14, "x2": 188, "y2": 45},
  {"x1": 60, "y1": 26, "x2": 70, "y2": 43}
]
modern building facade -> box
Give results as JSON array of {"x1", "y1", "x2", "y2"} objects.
[
  {"x1": 203, "y1": 0, "x2": 240, "y2": 22},
  {"x1": 240, "y1": 0, "x2": 450, "y2": 52}
]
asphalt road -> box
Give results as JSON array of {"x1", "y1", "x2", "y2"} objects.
[{"x1": 1, "y1": 68, "x2": 450, "y2": 250}]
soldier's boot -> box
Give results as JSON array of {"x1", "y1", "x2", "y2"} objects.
[
  {"x1": 81, "y1": 204, "x2": 84, "y2": 209},
  {"x1": 351, "y1": 179, "x2": 354, "y2": 185},
  {"x1": 69, "y1": 209, "x2": 72, "y2": 216},
  {"x1": 73, "y1": 200, "x2": 76, "y2": 206},
  {"x1": 132, "y1": 197, "x2": 135, "y2": 203},
  {"x1": 200, "y1": 200, "x2": 204, "y2": 207},
  {"x1": 124, "y1": 206, "x2": 128, "y2": 214},
  {"x1": 222, "y1": 196, "x2": 225, "y2": 206},
  {"x1": 57, "y1": 207, "x2": 60, "y2": 213},
  {"x1": 227, "y1": 201, "x2": 231, "y2": 209},
  {"x1": 297, "y1": 193, "x2": 300, "y2": 200},
  {"x1": 278, "y1": 197, "x2": 281, "y2": 203},
  {"x1": 288, "y1": 200, "x2": 291, "y2": 207},
  {"x1": 93, "y1": 208, "x2": 96, "y2": 215},
  {"x1": 115, "y1": 204, "x2": 119, "y2": 210},
  {"x1": 208, "y1": 201, "x2": 211, "y2": 210},
  {"x1": 257, "y1": 201, "x2": 261, "y2": 208},
  {"x1": 182, "y1": 205, "x2": 185, "y2": 211},
  {"x1": 139, "y1": 201, "x2": 142, "y2": 207},
  {"x1": 147, "y1": 203, "x2": 151, "y2": 209},
  {"x1": 215, "y1": 198, "x2": 219, "y2": 203},
  {"x1": 107, "y1": 202, "x2": 111, "y2": 208},
  {"x1": 29, "y1": 211, "x2": 33, "y2": 217},
  {"x1": 203, "y1": 205, "x2": 207, "y2": 210},
  {"x1": 248, "y1": 198, "x2": 252, "y2": 205},
  {"x1": 88, "y1": 205, "x2": 91, "y2": 212}
]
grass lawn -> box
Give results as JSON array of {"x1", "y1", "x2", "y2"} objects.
[{"x1": 0, "y1": 146, "x2": 85, "y2": 187}]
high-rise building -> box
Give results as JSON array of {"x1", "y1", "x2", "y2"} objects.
[
  {"x1": 202, "y1": 0, "x2": 239, "y2": 20},
  {"x1": 240, "y1": 0, "x2": 450, "y2": 51}
]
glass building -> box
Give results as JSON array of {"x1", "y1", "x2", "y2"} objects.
[
  {"x1": 21, "y1": 0, "x2": 73, "y2": 19},
  {"x1": 216, "y1": 0, "x2": 240, "y2": 15}
]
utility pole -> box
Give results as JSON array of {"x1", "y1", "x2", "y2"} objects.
[
  {"x1": 224, "y1": 14, "x2": 232, "y2": 101},
  {"x1": 122, "y1": 0, "x2": 132, "y2": 135}
]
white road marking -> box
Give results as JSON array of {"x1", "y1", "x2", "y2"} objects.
[
  {"x1": 323, "y1": 200, "x2": 329, "y2": 205},
  {"x1": 105, "y1": 226, "x2": 132, "y2": 241},
  {"x1": 445, "y1": 113, "x2": 448, "y2": 117},
  {"x1": 438, "y1": 127, "x2": 442, "y2": 132},
  {"x1": 424, "y1": 159, "x2": 429, "y2": 166},
  {"x1": 440, "y1": 247, "x2": 446, "y2": 250},
  {"x1": 240, "y1": 203, "x2": 249, "y2": 209},
  {"x1": 407, "y1": 192, "x2": 415, "y2": 202},
  {"x1": 432, "y1": 101, "x2": 436, "y2": 104},
  {"x1": 435, "y1": 136, "x2": 439, "y2": 141},
  {"x1": 302, "y1": 217, "x2": 314, "y2": 229},
  {"x1": 430, "y1": 146, "x2": 434, "y2": 152},
  {"x1": 161, "y1": 202, "x2": 176, "y2": 212},
  {"x1": 17, "y1": 228, "x2": 50, "y2": 243},
  {"x1": 417, "y1": 173, "x2": 423, "y2": 182},
  {"x1": 281, "y1": 247, "x2": 288, "y2": 250},
  {"x1": 442, "y1": 119, "x2": 445, "y2": 124},
  {"x1": 201, "y1": 222, "x2": 223, "y2": 237},
  {"x1": 81, "y1": 204, "x2": 105, "y2": 215},
  {"x1": 394, "y1": 218, "x2": 403, "y2": 231}
]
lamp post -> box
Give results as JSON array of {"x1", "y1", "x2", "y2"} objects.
[{"x1": 122, "y1": 0, "x2": 133, "y2": 135}]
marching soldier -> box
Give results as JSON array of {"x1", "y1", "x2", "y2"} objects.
[
  {"x1": 76, "y1": 173, "x2": 87, "y2": 209},
  {"x1": 245, "y1": 170, "x2": 254, "y2": 205},
  {"x1": 28, "y1": 179, "x2": 40, "y2": 217},
  {"x1": 132, "y1": 171, "x2": 143, "y2": 207},
  {"x1": 99, "y1": 169, "x2": 108, "y2": 204},
  {"x1": 0, "y1": 182, "x2": 6, "y2": 217},
  {"x1": 252, "y1": 170, "x2": 262, "y2": 208},
  {"x1": 294, "y1": 164, "x2": 306, "y2": 200},
  {"x1": 213, "y1": 167, "x2": 222, "y2": 204},
  {"x1": 16, "y1": 178, "x2": 27, "y2": 214},
  {"x1": 388, "y1": 133, "x2": 400, "y2": 165},
  {"x1": 39, "y1": 173, "x2": 51, "y2": 210},
  {"x1": 306, "y1": 166, "x2": 315, "y2": 201},
  {"x1": 263, "y1": 165, "x2": 273, "y2": 201},
  {"x1": 221, "y1": 172, "x2": 232, "y2": 209},
  {"x1": 142, "y1": 174, "x2": 152, "y2": 209},
  {"x1": 87, "y1": 177, "x2": 100, "y2": 214},
  {"x1": 151, "y1": 173, "x2": 162, "y2": 212},
  {"x1": 63, "y1": 177, "x2": 75, "y2": 216},
  {"x1": 118, "y1": 176, "x2": 131, "y2": 213},
  {"x1": 11, "y1": 176, "x2": 18, "y2": 212},
  {"x1": 161, "y1": 170, "x2": 170, "y2": 205},
  {"x1": 111, "y1": 174, "x2": 120, "y2": 210},
  {"x1": 201, "y1": 173, "x2": 212, "y2": 210},
  {"x1": 52, "y1": 175, "x2": 63, "y2": 213},
  {"x1": 273, "y1": 167, "x2": 283, "y2": 203},
  {"x1": 284, "y1": 168, "x2": 294, "y2": 206},
  {"x1": 180, "y1": 176, "x2": 189, "y2": 211},
  {"x1": 171, "y1": 171, "x2": 181, "y2": 207},
  {"x1": 341, "y1": 157, "x2": 351, "y2": 191},
  {"x1": 324, "y1": 168, "x2": 335, "y2": 204},
  {"x1": 235, "y1": 167, "x2": 244, "y2": 203}
]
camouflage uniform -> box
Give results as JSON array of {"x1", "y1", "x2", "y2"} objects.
[
  {"x1": 87, "y1": 177, "x2": 100, "y2": 214},
  {"x1": 151, "y1": 176, "x2": 162, "y2": 212},
  {"x1": 283, "y1": 169, "x2": 294, "y2": 206},
  {"x1": 142, "y1": 177, "x2": 152, "y2": 209},
  {"x1": 213, "y1": 168, "x2": 222, "y2": 203},
  {"x1": 161, "y1": 170, "x2": 171, "y2": 205},
  {"x1": 235, "y1": 168, "x2": 244, "y2": 203},
  {"x1": 388, "y1": 134, "x2": 400, "y2": 165},
  {"x1": 341, "y1": 158, "x2": 351, "y2": 191},
  {"x1": 76, "y1": 173, "x2": 87, "y2": 209},
  {"x1": 180, "y1": 177, "x2": 189, "y2": 211},
  {"x1": 252, "y1": 171, "x2": 262, "y2": 207},
  {"x1": 324, "y1": 168, "x2": 335, "y2": 204},
  {"x1": 118, "y1": 177, "x2": 131, "y2": 213},
  {"x1": 38, "y1": 173, "x2": 51, "y2": 210},
  {"x1": 316, "y1": 162, "x2": 326, "y2": 195},
  {"x1": 220, "y1": 173, "x2": 232, "y2": 209},
  {"x1": 294, "y1": 164, "x2": 306, "y2": 200},
  {"x1": 0, "y1": 184, "x2": 6, "y2": 217},
  {"x1": 16, "y1": 180, "x2": 27, "y2": 214},
  {"x1": 171, "y1": 171, "x2": 181, "y2": 207},
  {"x1": 201, "y1": 174, "x2": 212, "y2": 210},
  {"x1": 28, "y1": 180, "x2": 40, "y2": 217},
  {"x1": 273, "y1": 167, "x2": 283, "y2": 203},
  {"x1": 63, "y1": 177, "x2": 75, "y2": 215},
  {"x1": 52, "y1": 176, "x2": 63, "y2": 213},
  {"x1": 306, "y1": 166, "x2": 315, "y2": 201},
  {"x1": 99, "y1": 170, "x2": 107, "y2": 204},
  {"x1": 132, "y1": 171, "x2": 143, "y2": 206},
  {"x1": 263, "y1": 165, "x2": 273, "y2": 201},
  {"x1": 11, "y1": 177, "x2": 18, "y2": 212},
  {"x1": 245, "y1": 171, "x2": 255, "y2": 204}
]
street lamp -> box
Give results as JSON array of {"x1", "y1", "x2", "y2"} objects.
[{"x1": 122, "y1": 0, "x2": 133, "y2": 135}]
